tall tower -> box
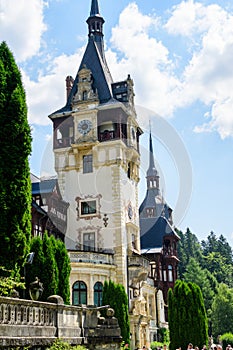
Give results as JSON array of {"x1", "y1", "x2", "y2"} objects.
[
  {"x1": 49, "y1": 0, "x2": 142, "y2": 290},
  {"x1": 140, "y1": 132, "x2": 179, "y2": 309}
]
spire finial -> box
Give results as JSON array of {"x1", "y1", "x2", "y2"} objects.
[
  {"x1": 149, "y1": 127, "x2": 155, "y2": 169},
  {"x1": 90, "y1": 0, "x2": 100, "y2": 16},
  {"x1": 146, "y1": 127, "x2": 159, "y2": 190}
]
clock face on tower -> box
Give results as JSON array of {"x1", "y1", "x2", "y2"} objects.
[{"x1": 78, "y1": 119, "x2": 92, "y2": 135}]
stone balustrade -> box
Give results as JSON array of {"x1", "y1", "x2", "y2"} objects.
[
  {"x1": 0, "y1": 296, "x2": 121, "y2": 349},
  {"x1": 69, "y1": 250, "x2": 115, "y2": 265}
]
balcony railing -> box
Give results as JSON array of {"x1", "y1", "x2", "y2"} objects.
[
  {"x1": 0, "y1": 296, "x2": 121, "y2": 348},
  {"x1": 128, "y1": 255, "x2": 150, "y2": 269},
  {"x1": 69, "y1": 250, "x2": 115, "y2": 265}
]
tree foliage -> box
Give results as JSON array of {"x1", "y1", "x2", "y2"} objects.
[
  {"x1": 183, "y1": 257, "x2": 217, "y2": 312},
  {"x1": 26, "y1": 234, "x2": 71, "y2": 303},
  {"x1": 0, "y1": 266, "x2": 25, "y2": 296},
  {"x1": 178, "y1": 228, "x2": 233, "y2": 339},
  {"x1": 211, "y1": 284, "x2": 233, "y2": 338},
  {"x1": 51, "y1": 235, "x2": 71, "y2": 304},
  {"x1": 176, "y1": 228, "x2": 203, "y2": 278},
  {"x1": 168, "y1": 280, "x2": 208, "y2": 350},
  {"x1": 102, "y1": 280, "x2": 130, "y2": 344},
  {"x1": 0, "y1": 41, "x2": 32, "y2": 271}
]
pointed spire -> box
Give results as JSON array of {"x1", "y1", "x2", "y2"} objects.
[
  {"x1": 86, "y1": 0, "x2": 105, "y2": 57},
  {"x1": 147, "y1": 128, "x2": 158, "y2": 178},
  {"x1": 90, "y1": 0, "x2": 100, "y2": 17}
]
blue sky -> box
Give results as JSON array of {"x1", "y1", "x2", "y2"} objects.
[{"x1": 1, "y1": 0, "x2": 233, "y2": 245}]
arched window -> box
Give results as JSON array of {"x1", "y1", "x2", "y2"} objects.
[
  {"x1": 94, "y1": 282, "x2": 103, "y2": 306},
  {"x1": 72, "y1": 281, "x2": 87, "y2": 305}
]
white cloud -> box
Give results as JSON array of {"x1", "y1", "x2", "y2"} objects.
[
  {"x1": 164, "y1": 1, "x2": 233, "y2": 138},
  {"x1": 0, "y1": 0, "x2": 47, "y2": 61},
  {"x1": 109, "y1": 3, "x2": 181, "y2": 118},
  {"x1": 165, "y1": 1, "x2": 225, "y2": 37},
  {"x1": 22, "y1": 49, "x2": 84, "y2": 125}
]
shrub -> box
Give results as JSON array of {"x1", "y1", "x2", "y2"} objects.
[
  {"x1": 220, "y1": 333, "x2": 233, "y2": 350},
  {"x1": 150, "y1": 341, "x2": 165, "y2": 350}
]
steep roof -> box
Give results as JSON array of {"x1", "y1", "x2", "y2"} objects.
[
  {"x1": 140, "y1": 216, "x2": 176, "y2": 249},
  {"x1": 49, "y1": 0, "x2": 113, "y2": 117}
]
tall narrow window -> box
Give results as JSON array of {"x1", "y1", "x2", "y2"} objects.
[
  {"x1": 94, "y1": 282, "x2": 103, "y2": 306},
  {"x1": 168, "y1": 265, "x2": 173, "y2": 282},
  {"x1": 83, "y1": 232, "x2": 95, "y2": 251},
  {"x1": 163, "y1": 268, "x2": 167, "y2": 282},
  {"x1": 72, "y1": 281, "x2": 87, "y2": 305},
  {"x1": 83, "y1": 154, "x2": 93, "y2": 173}
]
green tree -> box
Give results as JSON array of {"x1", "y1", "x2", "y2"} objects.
[
  {"x1": 51, "y1": 236, "x2": 71, "y2": 304},
  {"x1": 183, "y1": 257, "x2": 217, "y2": 312},
  {"x1": 201, "y1": 232, "x2": 233, "y2": 263},
  {"x1": 168, "y1": 280, "x2": 208, "y2": 350},
  {"x1": 211, "y1": 283, "x2": 233, "y2": 338},
  {"x1": 0, "y1": 266, "x2": 25, "y2": 296},
  {"x1": 177, "y1": 228, "x2": 203, "y2": 278},
  {"x1": 203, "y1": 252, "x2": 233, "y2": 287},
  {"x1": 102, "y1": 280, "x2": 130, "y2": 344},
  {"x1": 0, "y1": 41, "x2": 32, "y2": 271},
  {"x1": 41, "y1": 233, "x2": 59, "y2": 300},
  {"x1": 26, "y1": 236, "x2": 44, "y2": 298},
  {"x1": 27, "y1": 234, "x2": 71, "y2": 302}
]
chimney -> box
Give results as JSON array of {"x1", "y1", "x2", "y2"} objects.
[{"x1": 66, "y1": 76, "x2": 74, "y2": 101}]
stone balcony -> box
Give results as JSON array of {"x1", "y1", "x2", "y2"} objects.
[
  {"x1": 69, "y1": 250, "x2": 115, "y2": 265},
  {"x1": 128, "y1": 255, "x2": 150, "y2": 287}
]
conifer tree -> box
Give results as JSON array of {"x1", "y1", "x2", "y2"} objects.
[
  {"x1": 25, "y1": 236, "x2": 44, "y2": 298},
  {"x1": 51, "y1": 236, "x2": 71, "y2": 304},
  {"x1": 102, "y1": 280, "x2": 130, "y2": 344},
  {"x1": 41, "y1": 233, "x2": 59, "y2": 300},
  {"x1": 0, "y1": 41, "x2": 32, "y2": 271},
  {"x1": 27, "y1": 234, "x2": 71, "y2": 303},
  {"x1": 168, "y1": 280, "x2": 208, "y2": 350}
]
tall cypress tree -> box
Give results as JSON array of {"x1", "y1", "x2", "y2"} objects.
[
  {"x1": 51, "y1": 236, "x2": 71, "y2": 304},
  {"x1": 26, "y1": 236, "x2": 45, "y2": 297},
  {"x1": 41, "y1": 233, "x2": 59, "y2": 300},
  {"x1": 102, "y1": 280, "x2": 130, "y2": 344},
  {"x1": 168, "y1": 280, "x2": 208, "y2": 350},
  {"x1": 26, "y1": 235, "x2": 71, "y2": 302},
  {"x1": 0, "y1": 42, "x2": 32, "y2": 271}
]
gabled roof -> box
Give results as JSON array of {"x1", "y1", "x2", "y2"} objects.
[{"x1": 140, "y1": 216, "x2": 176, "y2": 249}]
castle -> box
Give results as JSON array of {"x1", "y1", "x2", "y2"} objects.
[{"x1": 31, "y1": 1, "x2": 179, "y2": 348}]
